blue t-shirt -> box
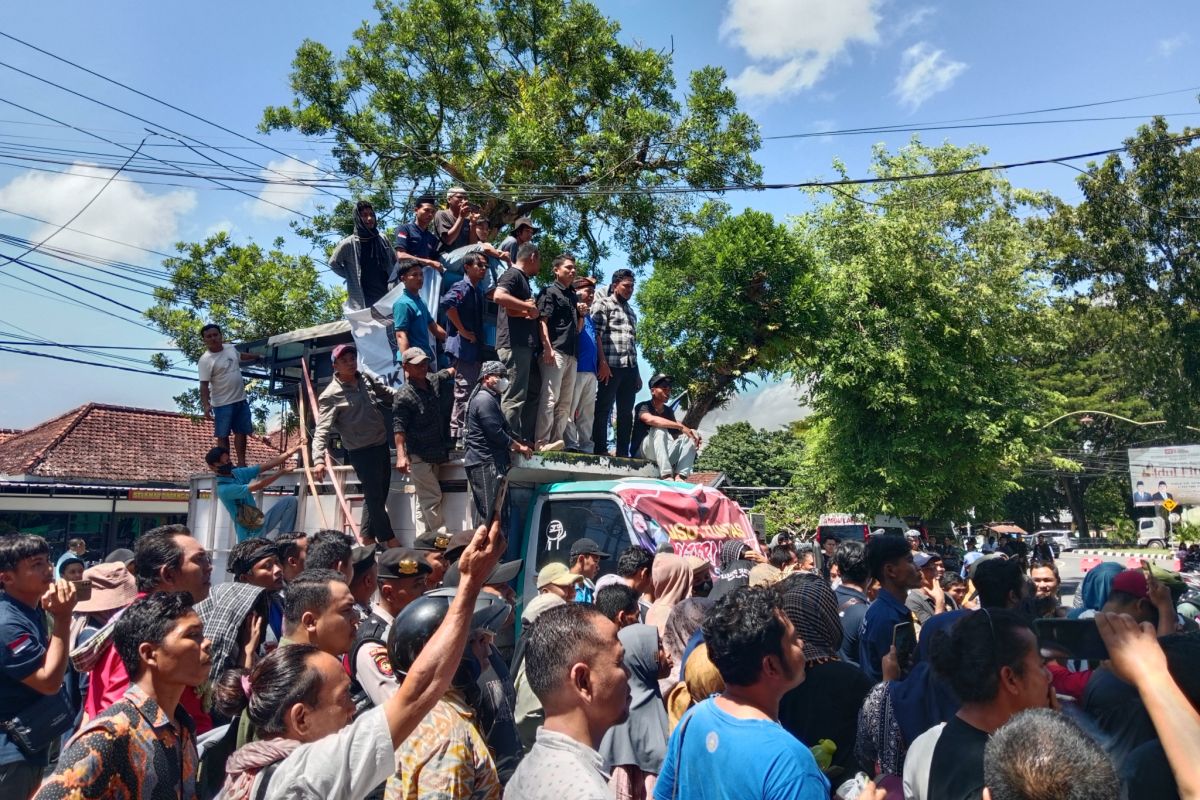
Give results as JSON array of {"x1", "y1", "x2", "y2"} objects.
[
  {"x1": 0, "y1": 593, "x2": 53, "y2": 766},
  {"x1": 858, "y1": 589, "x2": 914, "y2": 683},
  {"x1": 393, "y1": 290, "x2": 435, "y2": 363},
  {"x1": 576, "y1": 314, "x2": 598, "y2": 374},
  {"x1": 654, "y1": 698, "x2": 830, "y2": 800},
  {"x1": 442, "y1": 278, "x2": 484, "y2": 362},
  {"x1": 395, "y1": 221, "x2": 440, "y2": 261},
  {"x1": 216, "y1": 465, "x2": 261, "y2": 542}
]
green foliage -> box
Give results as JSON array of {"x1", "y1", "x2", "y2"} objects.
[
  {"x1": 1039, "y1": 117, "x2": 1200, "y2": 427},
  {"x1": 695, "y1": 421, "x2": 803, "y2": 487},
  {"x1": 755, "y1": 487, "x2": 814, "y2": 537},
  {"x1": 1109, "y1": 517, "x2": 1136, "y2": 545},
  {"x1": 790, "y1": 139, "x2": 1052, "y2": 519},
  {"x1": 1176, "y1": 522, "x2": 1200, "y2": 545},
  {"x1": 638, "y1": 203, "x2": 818, "y2": 427},
  {"x1": 262, "y1": 0, "x2": 761, "y2": 265},
  {"x1": 146, "y1": 233, "x2": 345, "y2": 421}
]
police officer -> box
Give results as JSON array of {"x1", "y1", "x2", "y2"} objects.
[
  {"x1": 348, "y1": 547, "x2": 433, "y2": 713},
  {"x1": 412, "y1": 529, "x2": 451, "y2": 587},
  {"x1": 348, "y1": 545, "x2": 378, "y2": 622}
]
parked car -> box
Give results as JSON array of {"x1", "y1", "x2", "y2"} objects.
[
  {"x1": 1035, "y1": 529, "x2": 1074, "y2": 553},
  {"x1": 1022, "y1": 533, "x2": 1060, "y2": 559}
]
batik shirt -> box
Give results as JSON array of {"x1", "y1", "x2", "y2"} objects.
[
  {"x1": 33, "y1": 684, "x2": 197, "y2": 800},
  {"x1": 385, "y1": 690, "x2": 500, "y2": 800}
]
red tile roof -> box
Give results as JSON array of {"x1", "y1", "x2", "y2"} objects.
[
  {"x1": 0, "y1": 429, "x2": 20, "y2": 445},
  {"x1": 689, "y1": 471, "x2": 727, "y2": 488},
  {"x1": 0, "y1": 404, "x2": 282, "y2": 487}
]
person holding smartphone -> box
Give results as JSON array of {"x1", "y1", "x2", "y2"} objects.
[{"x1": 858, "y1": 535, "x2": 922, "y2": 683}]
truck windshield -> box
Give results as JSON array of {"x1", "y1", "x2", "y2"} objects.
[{"x1": 535, "y1": 497, "x2": 628, "y2": 575}]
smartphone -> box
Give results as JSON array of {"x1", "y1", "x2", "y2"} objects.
[
  {"x1": 893, "y1": 621, "x2": 917, "y2": 671},
  {"x1": 71, "y1": 580, "x2": 92, "y2": 603},
  {"x1": 1034, "y1": 618, "x2": 1109, "y2": 661}
]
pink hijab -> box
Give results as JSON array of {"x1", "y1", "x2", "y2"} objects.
[{"x1": 645, "y1": 554, "x2": 692, "y2": 637}]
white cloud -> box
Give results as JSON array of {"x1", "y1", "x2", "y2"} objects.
[
  {"x1": 722, "y1": 0, "x2": 882, "y2": 102},
  {"x1": 1158, "y1": 34, "x2": 1188, "y2": 58},
  {"x1": 893, "y1": 42, "x2": 967, "y2": 110},
  {"x1": 204, "y1": 219, "x2": 235, "y2": 238},
  {"x1": 697, "y1": 381, "x2": 810, "y2": 439},
  {"x1": 247, "y1": 156, "x2": 323, "y2": 220},
  {"x1": 892, "y1": 6, "x2": 935, "y2": 37},
  {"x1": 0, "y1": 163, "x2": 196, "y2": 263}
]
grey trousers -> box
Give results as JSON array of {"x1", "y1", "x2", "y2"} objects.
[
  {"x1": 497, "y1": 344, "x2": 538, "y2": 441},
  {"x1": 639, "y1": 428, "x2": 698, "y2": 478}
]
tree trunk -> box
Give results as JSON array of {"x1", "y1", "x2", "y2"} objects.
[{"x1": 1061, "y1": 476, "x2": 1090, "y2": 538}]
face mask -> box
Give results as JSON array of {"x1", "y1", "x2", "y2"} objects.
[
  {"x1": 216, "y1": 463, "x2": 233, "y2": 476},
  {"x1": 495, "y1": 377, "x2": 510, "y2": 393}
]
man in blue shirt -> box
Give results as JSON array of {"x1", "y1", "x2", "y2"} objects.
[
  {"x1": 0, "y1": 533, "x2": 77, "y2": 799},
  {"x1": 394, "y1": 195, "x2": 444, "y2": 272},
  {"x1": 442, "y1": 252, "x2": 487, "y2": 443},
  {"x1": 858, "y1": 534, "x2": 922, "y2": 682},
  {"x1": 566, "y1": 275, "x2": 599, "y2": 453},
  {"x1": 205, "y1": 444, "x2": 302, "y2": 542},
  {"x1": 393, "y1": 260, "x2": 446, "y2": 366},
  {"x1": 655, "y1": 585, "x2": 830, "y2": 800}
]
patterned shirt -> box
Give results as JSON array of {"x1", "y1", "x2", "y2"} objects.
[
  {"x1": 591, "y1": 293, "x2": 638, "y2": 368},
  {"x1": 34, "y1": 684, "x2": 197, "y2": 800},
  {"x1": 385, "y1": 690, "x2": 500, "y2": 800},
  {"x1": 504, "y1": 727, "x2": 609, "y2": 800},
  {"x1": 393, "y1": 369, "x2": 454, "y2": 463}
]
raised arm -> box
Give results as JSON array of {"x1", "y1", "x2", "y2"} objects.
[
  {"x1": 260, "y1": 444, "x2": 302, "y2": 472},
  {"x1": 381, "y1": 519, "x2": 505, "y2": 747}
]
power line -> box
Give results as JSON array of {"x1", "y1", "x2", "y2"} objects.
[
  {"x1": 0, "y1": 340, "x2": 181, "y2": 351},
  {"x1": 0, "y1": 344, "x2": 194, "y2": 380},
  {"x1": 0, "y1": 205, "x2": 174, "y2": 259}
]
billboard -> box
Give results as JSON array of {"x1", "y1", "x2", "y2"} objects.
[{"x1": 1128, "y1": 445, "x2": 1200, "y2": 507}]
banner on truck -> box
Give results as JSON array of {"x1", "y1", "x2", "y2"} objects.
[{"x1": 1128, "y1": 445, "x2": 1200, "y2": 507}]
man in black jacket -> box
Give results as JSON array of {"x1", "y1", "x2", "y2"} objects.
[{"x1": 464, "y1": 361, "x2": 532, "y2": 525}]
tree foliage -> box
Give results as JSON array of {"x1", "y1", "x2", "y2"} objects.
[
  {"x1": 1040, "y1": 117, "x2": 1200, "y2": 427},
  {"x1": 790, "y1": 140, "x2": 1052, "y2": 520},
  {"x1": 694, "y1": 421, "x2": 803, "y2": 487},
  {"x1": 261, "y1": 0, "x2": 761, "y2": 264},
  {"x1": 638, "y1": 203, "x2": 818, "y2": 427},
  {"x1": 146, "y1": 233, "x2": 345, "y2": 421}
]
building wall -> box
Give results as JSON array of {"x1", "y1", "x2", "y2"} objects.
[{"x1": 0, "y1": 493, "x2": 188, "y2": 563}]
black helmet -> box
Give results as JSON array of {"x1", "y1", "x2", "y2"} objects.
[{"x1": 387, "y1": 588, "x2": 510, "y2": 688}]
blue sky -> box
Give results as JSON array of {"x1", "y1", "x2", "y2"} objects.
[{"x1": 0, "y1": 0, "x2": 1197, "y2": 431}]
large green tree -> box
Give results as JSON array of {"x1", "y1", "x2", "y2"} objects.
[
  {"x1": 694, "y1": 421, "x2": 803, "y2": 487},
  {"x1": 146, "y1": 233, "x2": 345, "y2": 423},
  {"x1": 790, "y1": 140, "x2": 1052, "y2": 520},
  {"x1": 638, "y1": 203, "x2": 818, "y2": 427},
  {"x1": 261, "y1": 0, "x2": 761, "y2": 264},
  {"x1": 1040, "y1": 117, "x2": 1200, "y2": 427}
]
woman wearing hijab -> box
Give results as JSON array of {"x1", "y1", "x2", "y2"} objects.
[
  {"x1": 600, "y1": 625, "x2": 671, "y2": 800},
  {"x1": 706, "y1": 540, "x2": 757, "y2": 602},
  {"x1": 1067, "y1": 561, "x2": 1123, "y2": 619},
  {"x1": 664, "y1": 643, "x2": 724, "y2": 733},
  {"x1": 778, "y1": 574, "x2": 874, "y2": 779},
  {"x1": 645, "y1": 553, "x2": 692, "y2": 638},
  {"x1": 660, "y1": 597, "x2": 709, "y2": 694}
]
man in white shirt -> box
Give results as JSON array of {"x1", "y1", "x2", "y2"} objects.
[{"x1": 198, "y1": 323, "x2": 259, "y2": 466}]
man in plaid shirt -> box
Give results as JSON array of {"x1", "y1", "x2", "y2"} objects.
[{"x1": 591, "y1": 269, "x2": 641, "y2": 457}]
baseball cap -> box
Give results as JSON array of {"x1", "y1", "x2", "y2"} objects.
[
  {"x1": 447, "y1": 186, "x2": 468, "y2": 197},
  {"x1": 377, "y1": 547, "x2": 432, "y2": 580},
  {"x1": 570, "y1": 537, "x2": 611, "y2": 560},
  {"x1": 512, "y1": 216, "x2": 540, "y2": 234},
  {"x1": 414, "y1": 529, "x2": 452, "y2": 552},
  {"x1": 331, "y1": 343, "x2": 357, "y2": 363},
  {"x1": 1111, "y1": 569, "x2": 1149, "y2": 599},
  {"x1": 904, "y1": 529, "x2": 922, "y2": 539},
  {"x1": 443, "y1": 557, "x2": 523, "y2": 587},
  {"x1": 914, "y1": 552, "x2": 942, "y2": 568},
  {"x1": 685, "y1": 555, "x2": 710, "y2": 576},
  {"x1": 537, "y1": 562, "x2": 583, "y2": 589},
  {"x1": 648, "y1": 373, "x2": 672, "y2": 389},
  {"x1": 401, "y1": 347, "x2": 430, "y2": 365}
]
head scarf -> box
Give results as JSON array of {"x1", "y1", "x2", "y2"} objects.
[
  {"x1": 228, "y1": 540, "x2": 279, "y2": 578},
  {"x1": 780, "y1": 573, "x2": 843, "y2": 663},
  {"x1": 351, "y1": 200, "x2": 394, "y2": 287},
  {"x1": 749, "y1": 563, "x2": 783, "y2": 587},
  {"x1": 1068, "y1": 562, "x2": 1123, "y2": 617},
  {"x1": 645, "y1": 554, "x2": 692, "y2": 637},
  {"x1": 719, "y1": 540, "x2": 749, "y2": 570},
  {"x1": 196, "y1": 582, "x2": 268, "y2": 696},
  {"x1": 888, "y1": 609, "x2": 966, "y2": 744},
  {"x1": 665, "y1": 642, "x2": 725, "y2": 733},
  {"x1": 600, "y1": 625, "x2": 670, "y2": 773},
  {"x1": 662, "y1": 598, "x2": 710, "y2": 672},
  {"x1": 707, "y1": 539, "x2": 754, "y2": 602}
]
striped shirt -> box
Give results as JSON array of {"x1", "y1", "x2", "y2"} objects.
[{"x1": 592, "y1": 293, "x2": 638, "y2": 368}]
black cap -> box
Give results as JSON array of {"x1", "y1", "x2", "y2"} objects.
[
  {"x1": 351, "y1": 545, "x2": 377, "y2": 578},
  {"x1": 414, "y1": 530, "x2": 452, "y2": 552},
  {"x1": 570, "y1": 537, "x2": 611, "y2": 560},
  {"x1": 442, "y1": 558, "x2": 523, "y2": 588},
  {"x1": 649, "y1": 373, "x2": 671, "y2": 388},
  {"x1": 443, "y1": 530, "x2": 475, "y2": 563},
  {"x1": 377, "y1": 547, "x2": 433, "y2": 580}
]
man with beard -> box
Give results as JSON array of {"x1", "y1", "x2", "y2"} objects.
[{"x1": 330, "y1": 200, "x2": 397, "y2": 310}]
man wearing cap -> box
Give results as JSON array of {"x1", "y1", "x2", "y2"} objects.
[
  {"x1": 312, "y1": 344, "x2": 401, "y2": 548},
  {"x1": 393, "y1": 346, "x2": 456, "y2": 540},
  {"x1": 534, "y1": 253, "x2": 581, "y2": 452},
  {"x1": 330, "y1": 200, "x2": 398, "y2": 311},
  {"x1": 537, "y1": 562, "x2": 583, "y2": 602},
  {"x1": 349, "y1": 545, "x2": 378, "y2": 621},
  {"x1": 413, "y1": 530, "x2": 452, "y2": 587},
  {"x1": 206, "y1": 443, "x2": 303, "y2": 542},
  {"x1": 465, "y1": 361, "x2": 534, "y2": 524},
  {"x1": 348, "y1": 547, "x2": 432, "y2": 710},
  {"x1": 568, "y1": 538, "x2": 610, "y2": 604},
  {"x1": 906, "y1": 552, "x2": 951, "y2": 625},
  {"x1": 500, "y1": 217, "x2": 538, "y2": 264},
  {"x1": 443, "y1": 252, "x2": 488, "y2": 443},
  {"x1": 566, "y1": 274, "x2": 599, "y2": 453},
  {"x1": 433, "y1": 186, "x2": 473, "y2": 253},
  {"x1": 631, "y1": 374, "x2": 701, "y2": 480},
  {"x1": 495, "y1": 243, "x2": 543, "y2": 440},
  {"x1": 592, "y1": 268, "x2": 640, "y2": 456},
  {"x1": 393, "y1": 259, "x2": 446, "y2": 366}
]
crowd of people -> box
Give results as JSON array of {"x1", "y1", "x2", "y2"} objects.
[{"x1": 6, "y1": 523, "x2": 1200, "y2": 800}]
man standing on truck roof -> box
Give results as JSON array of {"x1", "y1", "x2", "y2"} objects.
[
  {"x1": 198, "y1": 323, "x2": 261, "y2": 467},
  {"x1": 464, "y1": 361, "x2": 534, "y2": 525},
  {"x1": 329, "y1": 200, "x2": 397, "y2": 311},
  {"x1": 393, "y1": 346, "x2": 455, "y2": 540}
]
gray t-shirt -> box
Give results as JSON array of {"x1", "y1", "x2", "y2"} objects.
[
  {"x1": 433, "y1": 209, "x2": 471, "y2": 252},
  {"x1": 504, "y1": 728, "x2": 609, "y2": 800}
]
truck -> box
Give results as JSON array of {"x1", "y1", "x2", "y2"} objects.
[
  {"x1": 1136, "y1": 517, "x2": 1170, "y2": 549},
  {"x1": 187, "y1": 319, "x2": 761, "y2": 605}
]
